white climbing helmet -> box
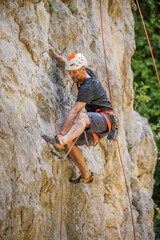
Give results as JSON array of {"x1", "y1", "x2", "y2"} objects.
[{"x1": 65, "y1": 53, "x2": 87, "y2": 70}]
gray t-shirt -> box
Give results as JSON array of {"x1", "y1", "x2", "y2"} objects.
[{"x1": 76, "y1": 68, "x2": 113, "y2": 112}]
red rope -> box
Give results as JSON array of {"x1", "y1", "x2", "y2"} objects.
[
  {"x1": 117, "y1": 140, "x2": 136, "y2": 240},
  {"x1": 99, "y1": 0, "x2": 113, "y2": 106},
  {"x1": 60, "y1": 137, "x2": 79, "y2": 240},
  {"x1": 99, "y1": 1, "x2": 136, "y2": 239},
  {"x1": 135, "y1": 0, "x2": 160, "y2": 86}
]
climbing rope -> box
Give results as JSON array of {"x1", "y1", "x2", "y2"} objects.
[
  {"x1": 84, "y1": 131, "x2": 90, "y2": 148},
  {"x1": 59, "y1": 137, "x2": 79, "y2": 240},
  {"x1": 135, "y1": 0, "x2": 160, "y2": 86},
  {"x1": 99, "y1": 1, "x2": 137, "y2": 239},
  {"x1": 99, "y1": 0, "x2": 113, "y2": 106},
  {"x1": 116, "y1": 140, "x2": 136, "y2": 239}
]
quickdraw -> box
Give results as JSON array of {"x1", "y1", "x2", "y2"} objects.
[
  {"x1": 107, "y1": 114, "x2": 119, "y2": 140},
  {"x1": 50, "y1": 149, "x2": 64, "y2": 160},
  {"x1": 48, "y1": 143, "x2": 66, "y2": 161}
]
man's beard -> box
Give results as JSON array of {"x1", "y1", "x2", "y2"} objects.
[{"x1": 72, "y1": 75, "x2": 81, "y2": 83}]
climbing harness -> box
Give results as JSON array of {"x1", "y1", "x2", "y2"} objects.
[
  {"x1": 99, "y1": 0, "x2": 137, "y2": 240},
  {"x1": 83, "y1": 110, "x2": 119, "y2": 147},
  {"x1": 92, "y1": 109, "x2": 119, "y2": 144}
]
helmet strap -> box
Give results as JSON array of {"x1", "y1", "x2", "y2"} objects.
[
  {"x1": 78, "y1": 69, "x2": 84, "y2": 80},
  {"x1": 78, "y1": 69, "x2": 84, "y2": 87}
]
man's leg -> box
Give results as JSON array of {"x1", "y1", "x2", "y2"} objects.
[
  {"x1": 59, "y1": 113, "x2": 90, "y2": 145},
  {"x1": 66, "y1": 141, "x2": 90, "y2": 179}
]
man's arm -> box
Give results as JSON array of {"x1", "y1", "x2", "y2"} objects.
[
  {"x1": 60, "y1": 102, "x2": 86, "y2": 136},
  {"x1": 49, "y1": 45, "x2": 65, "y2": 69}
]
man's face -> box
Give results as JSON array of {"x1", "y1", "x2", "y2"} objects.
[{"x1": 68, "y1": 69, "x2": 81, "y2": 83}]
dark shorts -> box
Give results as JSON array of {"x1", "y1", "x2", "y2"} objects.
[{"x1": 75, "y1": 112, "x2": 114, "y2": 146}]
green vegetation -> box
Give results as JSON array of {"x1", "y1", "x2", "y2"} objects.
[
  {"x1": 131, "y1": 0, "x2": 160, "y2": 238},
  {"x1": 127, "y1": 144, "x2": 132, "y2": 153},
  {"x1": 132, "y1": 198, "x2": 137, "y2": 208},
  {"x1": 69, "y1": 4, "x2": 77, "y2": 14},
  {"x1": 133, "y1": 82, "x2": 151, "y2": 110},
  {"x1": 49, "y1": 2, "x2": 56, "y2": 14}
]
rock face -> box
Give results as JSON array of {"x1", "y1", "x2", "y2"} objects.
[{"x1": 0, "y1": 0, "x2": 157, "y2": 240}]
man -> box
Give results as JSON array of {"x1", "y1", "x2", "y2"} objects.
[{"x1": 41, "y1": 45, "x2": 116, "y2": 184}]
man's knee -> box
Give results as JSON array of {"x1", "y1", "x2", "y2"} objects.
[{"x1": 77, "y1": 113, "x2": 90, "y2": 128}]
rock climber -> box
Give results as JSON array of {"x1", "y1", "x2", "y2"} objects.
[{"x1": 41, "y1": 45, "x2": 118, "y2": 184}]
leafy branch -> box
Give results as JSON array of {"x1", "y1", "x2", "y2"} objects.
[
  {"x1": 133, "y1": 82, "x2": 151, "y2": 110},
  {"x1": 49, "y1": 2, "x2": 56, "y2": 14},
  {"x1": 69, "y1": 4, "x2": 77, "y2": 14}
]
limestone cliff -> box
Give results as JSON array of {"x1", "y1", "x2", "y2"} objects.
[{"x1": 0, "y1": 0, "x2": 157, "y2": 239}]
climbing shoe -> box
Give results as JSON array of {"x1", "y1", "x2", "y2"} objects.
[
  {"x1": 69, "y1": 172, "x2": 94, "y2": 184},
  {"x1": 41, "y1": 134, "x2": 66, "y2": 150}
]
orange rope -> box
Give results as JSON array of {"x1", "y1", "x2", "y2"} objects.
[
  {"x1": 99, "y1": 1, "x2": 136, "y2": 239},
  {"x1": 99, "y1": 0, "x2": 113, "y2": 106},
  {"x1": 135, "y1": 0, "x2": 160, "y2": 86},
  {"x1": 60, "y1": 137, "x2": 79, "y2": 240},
  {"x1": 117, "y1": 140, "x2": 136, "y2": 240}
]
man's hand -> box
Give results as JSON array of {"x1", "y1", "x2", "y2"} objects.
[
  {"x1": 49, "y1": 45, "x2": 57, "y2": 57},
  {"x1": 48, "y1": 44, "x2": 65, "y2": 69}
]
